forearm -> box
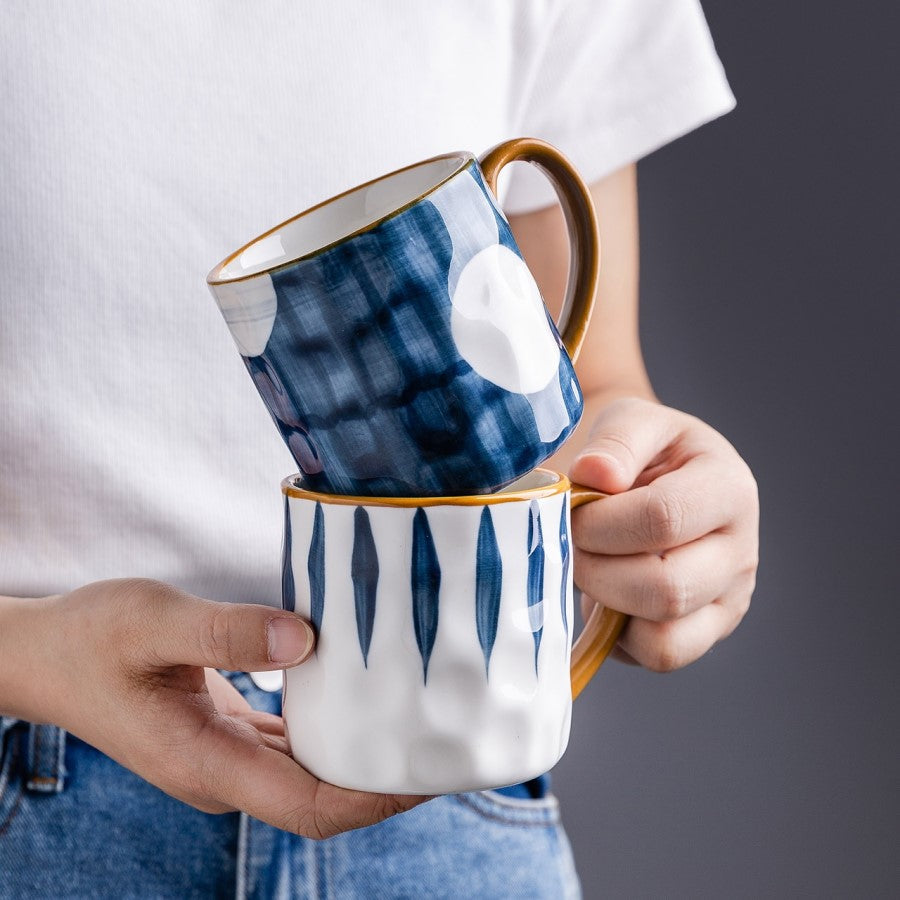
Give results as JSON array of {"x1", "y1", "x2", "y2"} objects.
[
  {"x1": 508, "y1": 162, "x2": 657, "y2": 475},
  {"x1": 0, "y1": 592, "x2": 60, "y2": 721}
]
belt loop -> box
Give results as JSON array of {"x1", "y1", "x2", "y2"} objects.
[{"x1": 25, "y1": 723, "x2": 67, "y2": 793}]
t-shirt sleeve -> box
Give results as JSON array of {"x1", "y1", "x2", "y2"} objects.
[{"x1": 502, "y1": 0, "x2": 736, "y2": 213}]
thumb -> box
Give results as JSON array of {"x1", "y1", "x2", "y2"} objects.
[
  {"x1": 570, "y1": 398, "x2": 674, "y2": 494},
  {"x1": 141, "y1": 585, "x2": 315, "y2": 672}
]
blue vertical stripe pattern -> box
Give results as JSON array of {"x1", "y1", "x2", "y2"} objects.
[
  {"x1": 527, "y1": 500, "x2": 545, "y2": 675},
  {"x1": 475, "y1": 506, "x2": 502, "y2": 677},
  {"x1": 559, "y1": 495, "x2": 570, "y2": 640},
  {"x1": 281, "y1": 496, "x2": 295, "y2": 613},
  {"x1": 411, "y1": 508, "x2": 441, "y2": 683},
  {"x1": 351, "y1": 507, "x2": 379, "y2": 667},
  {"x1": 307, "y1": 502, "x2": 325, "y2": 640}
]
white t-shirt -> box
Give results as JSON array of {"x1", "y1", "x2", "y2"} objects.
[{"x1": 0, "y1": 0, "x2": 734, "y2": 603}]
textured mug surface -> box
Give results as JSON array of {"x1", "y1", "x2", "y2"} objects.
[
  {"x1": 208, "y1": 140, "x2": 599, "y2": 496},
  {"x1": 279, "y1": 469, "x2": 622, "y2": 795}
]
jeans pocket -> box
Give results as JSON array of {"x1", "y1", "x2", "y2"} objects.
[
  {"x1": 447, "y1": 790, "x2": 581, "y2": 898},
  {"x1": 454, "y1": 788, "x2": 562, "y2": 827}
]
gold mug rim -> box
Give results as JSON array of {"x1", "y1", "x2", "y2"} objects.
[
  {"x1": 207, "y1": 151, "x2": 475, "y2": 286},
  {"x1": 280, "y1": 468, "x2": 572, "y2": 507}
]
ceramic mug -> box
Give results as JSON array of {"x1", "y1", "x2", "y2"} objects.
[
  {"x1": 279, "y1": 468, "x2": 627, "y2": 794},
  {"x1": 207, "y1": 139, "x2": 599, "y2": 497}
]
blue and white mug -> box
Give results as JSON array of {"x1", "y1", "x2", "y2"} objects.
[
  {"x1": 207, "y1": 139, "x2": 600, "y2": 497},
  {"x1": 279, "y1": 468, "x2": 627, "y2": 794}
]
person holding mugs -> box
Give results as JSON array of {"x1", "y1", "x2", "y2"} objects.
[{"x1": 0, "y1": 2, "x2": 757, "y2": 897}]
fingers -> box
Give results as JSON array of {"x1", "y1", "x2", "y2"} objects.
[
  {"x1": 191, "y1": 717, "x2": 430, "y2": 838},
  {"x1": 234, "y1": 713, "x2": 289, "y2": 755},
  {"x1": 564, "y1": 398, "x2": 758, "y2": 675},
  {"x1": 204, "y1": 668, "x2": 254, "y2": 716},
  {"x1": 570, "y1": 397, "x2": 684, "y2": 493},
  {"x1": 573, "y1": 532, "x2": 739, "y2": 622},
  {"x1": 572, "y1": 455, "x2": 744, "y2": 555},
  {"x1": 120, "y1": 581, "x2": 315, "y2": 672},
  {"x1": 55, "y1": 580, "x2": 425, "y2": 838},
  {"x1": 614, "y1": 596, "x2": 747, "y2": 673},
  {"x1": 202, "y1": 672, "x2": 286, "y2": 744}
]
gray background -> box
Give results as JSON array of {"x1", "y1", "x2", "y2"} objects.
[{"x1": 553, "y1": 2, "x2": 899, "y2": 897}]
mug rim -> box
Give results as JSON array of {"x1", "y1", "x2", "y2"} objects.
[
  {"x1": 207, "y1": 150, "x2": 475, "y2": 286},
  {"x1": 281, "y1": 468, "x2": 571, "y2": 507}
]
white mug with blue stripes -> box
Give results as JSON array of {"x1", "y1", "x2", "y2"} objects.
[
  {"x1": 207, "y1": 138, "x2": 600, "y2": 498},
  {"x1": 280, "y1": 468, "x2": 627, "y2": 794}
]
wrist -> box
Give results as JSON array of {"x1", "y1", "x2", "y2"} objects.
[
  {"x1": 0, "y1": 593, "x2": 64, "y2": 721},
  {"x1": 586, "y1": 384, "x2": 658, "y2": 408}
]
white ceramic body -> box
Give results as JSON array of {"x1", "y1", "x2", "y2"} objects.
[{"x1": 281, "y1": 470, "x2": 575, "y2": 794}]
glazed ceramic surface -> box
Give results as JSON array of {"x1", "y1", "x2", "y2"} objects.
[
  {"x1": 208, "y1": 142, "x2": 598, "y2": 496},
  {"x1": 280, "y1": 470, "x2": 576, "y2": 794}
]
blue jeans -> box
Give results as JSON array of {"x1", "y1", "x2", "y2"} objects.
[{"x1": 0, "y1": 673, "x2": 580, "y2": 898}]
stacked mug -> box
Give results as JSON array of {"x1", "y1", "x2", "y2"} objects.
[{"x1": 207, "y1": 139, "x2": 627, "y2": 795}]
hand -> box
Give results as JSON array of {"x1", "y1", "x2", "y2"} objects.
[
  {"x1": 25, "y1": 578, "x2": 429, "y2": 836},
  {"x1": 569, "y1": 397, "x2": 759, "y2": 671}
]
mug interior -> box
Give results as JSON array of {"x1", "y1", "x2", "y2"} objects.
[
  {"x1": 210, "y1": 153, "x2": 470, "y2": 283},
  {"x1": 500, "y1": 469, "x2": 561, "y2": 493}
]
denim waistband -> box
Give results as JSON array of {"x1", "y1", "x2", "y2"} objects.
[{"x1": 0, "y1": 706, "x2": 580, "y2": 898}]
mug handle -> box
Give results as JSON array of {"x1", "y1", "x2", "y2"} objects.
[
  {"x1": 478, "y1": 138, "x2": 600, "y2": 363},
  {"x1": 568, "y1": 483, "x2": 630, "y2": 699}
]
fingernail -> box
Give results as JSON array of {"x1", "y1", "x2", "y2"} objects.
[
  {"x1": 590, "y1": 450, "x2": 621, "y2": 466},
  {"x1": 590, "y1": 450, "x2": 626, "y2": 473},
  {"x1": 574, "y1": 449, "x2": 614, "y2": 469},
  {"x1": 267, "y1": 617, "x2": 314, "y2": 664}
]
